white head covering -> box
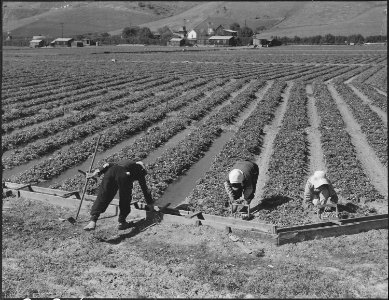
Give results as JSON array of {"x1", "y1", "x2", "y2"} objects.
[
  {"x1": 311, "y1": 170, "x2": 329, "y2": 188},
  {"x1": 229, "y1": 169, "x2": 244, "y2": 184},
  {"x1": 136, "y1": 161, "x2": 145, "y2": 170}
]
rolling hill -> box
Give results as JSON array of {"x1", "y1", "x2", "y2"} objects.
[{"x1": 2, "y1": 1, "x2": 387, "y2": 38}]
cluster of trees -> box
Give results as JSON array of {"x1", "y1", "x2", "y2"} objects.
[{"x1": 275, "y1": 34, "x2": 387, "y2": 45}]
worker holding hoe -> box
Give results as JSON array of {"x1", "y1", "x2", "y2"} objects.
[
  {"x1": 84, "y1": 160, "x2": 154, "y2": 231},
  {"x1": 303, "y1": 170, "x2": 338, "y2": 211},
  {"x1": 224, "y1": 160, "x2": 259, "y2": 213}
]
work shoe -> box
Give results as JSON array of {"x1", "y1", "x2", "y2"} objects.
[
  {"x1": 83, "y1": 221, "x2": 96, "y2": 231},
  {"x1": 117, "y1": 221, "x2": 133, "y2": 230}
]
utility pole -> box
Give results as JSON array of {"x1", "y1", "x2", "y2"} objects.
[{"x1": 60, "y1": 22, "x2": 64, "y2": 38}]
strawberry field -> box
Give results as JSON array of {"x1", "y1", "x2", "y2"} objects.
[{"x1": 2, "y1": 45, "x2": 387, "y2": 227}]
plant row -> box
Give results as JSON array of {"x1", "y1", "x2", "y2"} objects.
[
  {"x1": 2, "y1": 71, "x2": 148, "y2": 105},
  {"x1": 186, "y1": 80, "x2": 287, "y2": 216},
  {"x1": 317, "y1": 65, "x2": 359, "y2": 82},
  {"x1": 332, "y1": 80, "x2": 387, "y2": 167},
  {"x1": 2, "y1": 75, "x2": 178, "y2": 122},
  {"x1": 2, "y1": 75, "x2": 207, "y2": 133},
  {"x1": 7, "y1": 78, "x2": 232, "y2": 183},
  {"x1": 352, "y1": 65, "x2": 385, "y2": 84},
  {"x1": 365, "y1": 66, "x2": 387, "y2": 92},
  {"x1": 253, "y1": 82, "x2": 311, "y2": 227},
  {"x1": 313, "y1": 81, "x2": 385, "y2": 204},
  {"x1": 3, "y1": 73, "x2": 160, "y2": 109},
  {"x1": 54, "y1": 78, "x2": 246, "y2": 191},
  {"x1": 351, "y1": 82, "x2": 387, "y2": 112},
  {"x1": 132, "y1": 80, "x2": 266, "y2": 203},
  {"x1": 3, "y1": 77, "x2": 224, "y2": 168},
  {"x1": 329, "y1": 65, "x2": 371, "y2": 83}
]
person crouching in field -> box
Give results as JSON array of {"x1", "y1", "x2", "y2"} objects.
[
  {"x1": 84, "y1": 160, "x2": 154, "y2": 231},
  {"x1": 303, "y1": 170, "x2": 338, "y2": 211},
  {"x1": 224, "y1": 160, "x2": 259, "y2": 212}
]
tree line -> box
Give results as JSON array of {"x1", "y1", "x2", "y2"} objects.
[{"x1": 2, "y1": 21, "x2": 386, "y2": 47}]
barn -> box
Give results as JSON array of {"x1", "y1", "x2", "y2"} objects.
[
  {"x1": 50, "y1": 38, "x2": 74, "y2": 47},
  {"x1": 208, "y1": 36, "x2": 236, "y2": 46},
  {"x1": 29, "y1": 39, "x2": 44, "y2": 48},
  {"x1": 169, "y1": 37, "x2": 185, "y2": 47}
]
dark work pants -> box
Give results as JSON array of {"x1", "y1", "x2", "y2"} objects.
[{"x1": 90, "y1": 165, "x2": 132, "y2": 223}]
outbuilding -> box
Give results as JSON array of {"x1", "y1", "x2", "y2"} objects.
[
  {"x1": 50, "y1": 38, "x2": 74, "y2": 47},
  {"x1": 169, "y1": 37, "x2": 185, "y2": 46},
  {"x1": 253, "y1": 35, "x2": 282, "y2": 47},
  {"x1": 29, "y1": 39, "x2": 44, "y2": 48},
  {"x1": 208, "y1": 36, "x2": 236, "y2": 46},
  {"x1": 72, "y1": 41, "x2": 84, "y2": 47}
]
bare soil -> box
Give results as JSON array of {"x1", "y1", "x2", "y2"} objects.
[
  {"x1": 305, "y1": 83, "x2": 327, "y2": 173},
  {"x1": 2, "y1": 196, "x2": 388, "y2": 298}
]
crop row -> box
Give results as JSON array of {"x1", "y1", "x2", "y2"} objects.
[
  {"x1": 2, "y1": 71, "x2": 147, "y2": 105},
  {"x1": 365, "y1": 66, "x2": 387, "y2": 92},
  {"x1": 332, "y1": 80, "x2": 387, "y2": 167},
  {"x1": 254, "y1": 82, "x2": 310, "y2": 227},
  {"x1": 7, "y1": 78, "x2": 233, "y2": 183},
  {"x1": 352, "y1": 65, "x2": 385, "y2": 84},
  {"x1": 297, "y1": 65, "x2": 355, "y2": 82},
  {"x1": 2, "y1": 75, "x2": 179, "y2": 122},
  {"x1": 313, "y1": 81, "x2": 384, "y2": 205},
  {"x1": 3, "y1": 77, "x2": 225, "y2": 167},
  {"x1": 186, "y1": 80, "x2": 287, "y2": 216},
  {"x1": 351, "y1": 82, "x2": 387, "y2": 112},
  {"x1": 54, "y1": 79, "x2": 249, "y2": 192},
  {"x1": 135, "y1": 80, "x2": 266, "y2": 202},
  {"x1": 318, "y1": 65, "x2": 359, "y2": 82},
  {"x1": 329, "y1": 65, "x2": 371, "y2": 83},
  {"x1": 3, "y1": 73, "x2": 163, "y2": 108},
  {"x1": 2, "y1": 75, "x2": 205, "y2": 133},
  {"x1": 286, "y1": 65, "x2": 341, "y2": 82}
]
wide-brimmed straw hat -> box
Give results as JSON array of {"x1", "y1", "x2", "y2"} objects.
[{"x1": 311, "y1": 170, "x2": 329, "y2": 188}]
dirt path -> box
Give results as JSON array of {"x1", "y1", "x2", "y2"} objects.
[
  {"x1": 305, "y1": 84, "x2": 327, "y2": 173},
  {"x1": 347, "y1": 83, "x2": 387, "y2": 126},
  {"x1": 327, "y1": 82, "x2": 388, "y2": 199},
  {"x1": 250, "y1": 81, "x2": 294, "y2": 211}
]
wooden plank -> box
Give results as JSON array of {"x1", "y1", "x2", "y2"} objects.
[
  {"x1": 200, "y1": 213, "x2": 276, "y2": 234},
  {"x1": 197, "y1": 219, "x2": 278, "y2": 242},
  {"x1": 277, "y1": 214, "x2": 388, "y2": 233},
  {"x1": 16, "y1": 189, "x2": 118, "y2": 216},
  {"x1": 277, "y1": 219, "x2": 388, "y2": 246},
  {"x1": 185, "y1": 211, "x2": 202, "y2": 219}
]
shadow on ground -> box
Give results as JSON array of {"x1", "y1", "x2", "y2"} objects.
[{"x1": 99, "y1": 211, "x2": 166, "y2": 244}]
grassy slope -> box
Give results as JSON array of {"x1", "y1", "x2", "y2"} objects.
[
  {"x1": 2, "y1": 196, "x2": 388, "y2": 298},
  {"x1": 3, "y1": 1, "x2": 387, "y2": 38}
]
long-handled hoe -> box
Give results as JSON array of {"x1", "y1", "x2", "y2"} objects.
[{"x1": 67, "y1": 135, "x2": 101, "y2": 224}]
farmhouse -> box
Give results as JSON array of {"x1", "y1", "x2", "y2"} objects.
[
  {"x1": 168, "y1": 37, "x2": 185, "y2": 47},
  {"x1": 29, "y1": 39, "x2": 45, "y2": 48},
  {"x1": 50, "y1": 38, "x2": 74, "y2": 47},
  {"x1": 208, "y1": 36, "x2": 236, "y2": 46}
]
